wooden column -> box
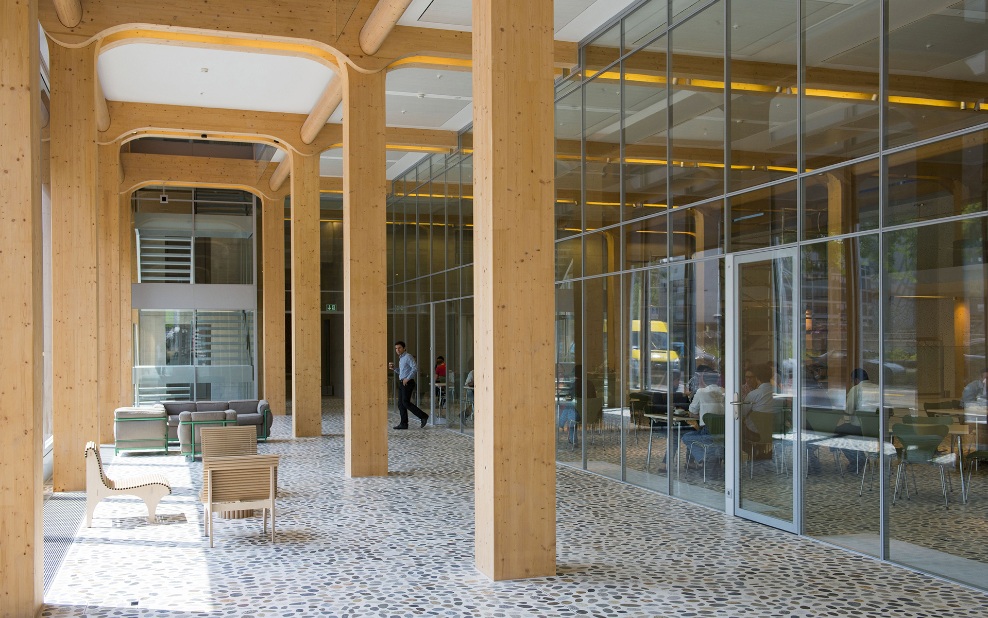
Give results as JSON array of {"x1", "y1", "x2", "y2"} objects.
[
  {"x1": 342, "y1": 66, "x2": 388, "y2": 477},
  {"x1": 261, "y1": 194, "x2": 287, "y2": 416},
  {"x1": 290, "y1": 152, "x2": 322, "y2": 436},
  {"x1": 0, "y1": 0, "x2": 44, "y2": 613},
  {"x1": 119, "y1": 191, "x2": 134, "y2": 407},
  {"x1": 97, "y1": 143, "x2": 122, "y2": 442},
  {"x1": 49, "y1": 42, "x2": 99, "y2": 490},
  {"x1": 472, "y1": 0, "x2": 556, "y2": 580}
]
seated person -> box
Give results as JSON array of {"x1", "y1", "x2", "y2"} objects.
[
  {"x1": 962, "y1": 369, "x2": 988, "y2": 407},
  {"x1": 741, "y1": 363, "x2": 782, "y2": 438},
  {"x1": 681, "y1": 373, "x2": 726, "y2": 463}
]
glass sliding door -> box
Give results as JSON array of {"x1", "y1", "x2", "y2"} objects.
[{"x1": 729, "y1": 248, "x2": 798, "y2": 532}]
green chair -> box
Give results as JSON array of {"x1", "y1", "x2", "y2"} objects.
[
  {"x1": 745, "y1": 411, "x2": 785, "y2": 479},
  {"x1": 964, "y1": 449, "x2": 988, "y2": 503},
  {"x1": 804, "y1": 408, "x2": 845, "y2": 477},
  {"x1": 892, "y1": 423, "x2": 952, "y2": 508},
  {"x1": 697, "y1": 413, "x2": 726, "y2": 483}
]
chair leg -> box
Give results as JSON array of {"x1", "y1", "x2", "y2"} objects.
[
  {"x1": 892, "y1": 462, "x2": 904, "y2": 504},
  {"x1": 939, "y1": 466, "x2": 949, "y2": 508},
  {"x1": 208, "y1": 509, "x2": 215, "y2": 548}
]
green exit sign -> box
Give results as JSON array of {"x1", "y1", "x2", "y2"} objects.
[{"x1": 325, "y1": 304, "x2": 338, "y2": 312}]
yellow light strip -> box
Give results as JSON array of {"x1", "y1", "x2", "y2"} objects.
[
  {"x1": 100, "y1": 29, "x2": 338, "y2": 67},
  {"x1": 390, "y1": 55, "x2": 473, "y2": 69},
  {"x1": 386, "y1": 144, "x2": 450, "y2": 153}
]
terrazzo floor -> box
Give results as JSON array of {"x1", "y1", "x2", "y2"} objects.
[{"x1": 43, "y1": 398, "x2": 988, "y2": 617}]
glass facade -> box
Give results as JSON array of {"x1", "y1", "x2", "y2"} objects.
[
  {"x1": 131, "y1": 187, "x2": 258, "y2": 403},
  {"x1": 387, "y1": 0, "x2": 988, "y2": 591}
]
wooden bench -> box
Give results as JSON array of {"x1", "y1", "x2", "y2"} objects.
[{"x1": 84, "y1": 441, "x2": 171, "y2": 526}]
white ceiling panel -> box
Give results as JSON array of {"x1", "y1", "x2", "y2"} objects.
[
  {"x1": 320, "y1": 148, "x2": 411, "y2": 179},
  {"x1": 387, "y1": 68, "x2": 472, "y2": 98},
  {"x1": 399, "y1": 0, "x2": 636, "y2": 42},
  {"x1": 98, "y1": 44, "x2": 335, "y2": 114}
]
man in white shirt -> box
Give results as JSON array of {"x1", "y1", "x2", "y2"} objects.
[{"x1": 388, "y1": 340, "x2": 429, "y2": 429}]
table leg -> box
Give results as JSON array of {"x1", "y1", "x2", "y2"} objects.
[
  {"x1": 957, "y1": 434, "x2": 966, "y2": 502},
  {"x1": 645, "y1": 423, "x2": 654, "y2": 472}
]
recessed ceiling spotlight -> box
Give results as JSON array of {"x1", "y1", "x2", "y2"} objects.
[
  {"x1": 201, "y1": 67, "x2": 208, "y2": 72},
  {"x1": 436, "y1": 74, "x2": 443, "y2": 79},
  {"x1": 417, "y1": 93, "x2": 425, "y2": 98}
]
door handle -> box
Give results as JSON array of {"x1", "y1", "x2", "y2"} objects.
[{"x1": 730, "y1": 393, "x2": 743, "y2": 420}]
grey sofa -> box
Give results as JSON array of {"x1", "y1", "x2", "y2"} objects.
[{"x1": 160, "y1": 399, "x2": 273, "y2": 458}]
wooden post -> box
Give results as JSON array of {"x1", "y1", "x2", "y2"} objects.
[
  {"x1": 472, "y1": 0, "x2": 556, "y2": 580},
  {"x1": 119, "y1": 191, "x2": 134, "y2": 407},
  {"x1": 49, "y1": 42, "x2": 100, "y2": 490},
  {"x1": 341, "y1": 66, "x2": 389, "y2": 477},
  {"x1": 290, "y1": 152, "x2": 322, "y2": 436},
  {"x1": 0, "y1": 0, "x2": 44, "y2": 613},
  {"x1": 261, "y1": 194, "x2": 288, "y2": 416}
]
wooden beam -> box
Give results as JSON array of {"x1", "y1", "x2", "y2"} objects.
[
  {"x1": 270, "y1": 157, "x2": 291, "y2": 192},
  {"x1": 95, "y1": 73, "x2": 110, "y2": 132},
  {"x1": 300, "y1": 75, "x2": 343, "y2": 145},
  {"x1": 0, "y1": 0, "x2": 44, "y2": 612},
  {"x1": 359, "y1": 0, "x2": 415, "y2": 56},
  {"x1": 472, "y1": 0, "x2": 556, "y2": 581},
  {"x1": 341, "y1": 65, "x2": 389, "y2": 477},
  {"x1": 50, "y1": 42, "x2": 100, "y2": 492},
  {"x1": 52, "y1": 0, "x2": 82, "y2": 28},
  {"x1": 120, "y1": 153, "x2": 275, "y2": 197}
]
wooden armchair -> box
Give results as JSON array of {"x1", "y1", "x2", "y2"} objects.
[
  {"x1": 201, "y1": 454, "x2": 280, "y2": 547},
  {"x1": 84, "y1": 441, "x2": 171, "y2": 526},
  {"x1": 199, "y1": 426, "x2": 279, "y2": 547}
]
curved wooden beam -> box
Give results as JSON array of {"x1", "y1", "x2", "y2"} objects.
[
  {"x1": 359, "y1": 0, "x2": 415, "y2": 56},
  {"x1": 52, "y1": 0, "x2": 82, "y2": 28},
  {"x1": 300, "y1": 76, "x2": 343, "y2": 145},
  {"x1": 95, "y1": 75, "x2": 110, "y2": 132},
  {"x1": 269, "y1": 157, "x2": 291, "y2": 192},
  {"x1": 119, "y1": 152, "x2": 281, "y2": 200}
]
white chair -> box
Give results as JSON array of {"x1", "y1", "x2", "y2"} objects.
[{"x1": 84, "y1": 441, "x2": 171, "y2": 526}]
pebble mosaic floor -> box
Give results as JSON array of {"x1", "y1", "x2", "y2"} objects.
[{"x1": 43, "y1": 398, "x2": 988, "y2": 617}]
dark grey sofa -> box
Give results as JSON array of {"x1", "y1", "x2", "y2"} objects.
[{"x1": 160, "y1": 399, "x2": 273, "y2": 458}]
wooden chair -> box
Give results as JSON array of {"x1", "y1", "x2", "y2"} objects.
[
  {"x1": 84, "y1": 441, "x2": 171, "y2": 526},
  {"x1": 200, "y1": 425, "x2": 278, "y2": 547},
  {"x1": 201, "y1": 454, "x2": 280, "y2": 547}
]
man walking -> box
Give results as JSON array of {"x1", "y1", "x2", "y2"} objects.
[{"x1": 389, "y1": 340, "x2": 429, "y2": 429}]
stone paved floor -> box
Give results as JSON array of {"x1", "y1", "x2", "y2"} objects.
[{"x1": 43, "y1": 399, "x2": 988, "y2": 617}]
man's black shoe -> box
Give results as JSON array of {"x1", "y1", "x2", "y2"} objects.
[
  {"x1": 393, "y1": 424, "x2": 408, "y2": 430},
  {"x1": 420, "y1": 415, "x2": 429, "y2": 428}
]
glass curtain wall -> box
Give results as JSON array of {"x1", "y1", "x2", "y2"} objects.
[
  {"x1": 388, "y1": 153, "x2": 475, "y2": 433},
  {"x1": 383, "y1": 0, "x2": 988, "y2": 591},
  {"x1": 554, "y1": 0, "x2": 988, "y2": 590}
]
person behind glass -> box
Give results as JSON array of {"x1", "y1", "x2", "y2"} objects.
[
  {"x1": 962, "y1": 369, "x2": 988, "y2": 407},
  {"x1": 388, "y1": 341, "x2": 429, "y2": 429},
  {"x1": 681, "y1": 370, "x2": 726, "y2": 464},
  {"x1": 841, "y1": 368, "x2": 877, "y2": 436},
  {"x1": 434, "y1": 355, "x2": 447, "y2": 409},
  {"x1": 741, "y1": 363, "x2": 781, "y2": 441},
  {"x1": 653, "y1": 372, "x2": 691, "y2": 471}
]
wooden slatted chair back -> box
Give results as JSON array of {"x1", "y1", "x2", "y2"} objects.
[{"x1": 200, "y1": 426, "x2": 257, "y2": 458}]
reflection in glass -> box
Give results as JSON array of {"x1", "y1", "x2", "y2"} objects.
[
  {"x1": 584, "y1": 275, "x2": 623, "y2": 480},
  {"x1": 585, "y1": 230, "x2": 620, "y2": 278},
  {"x1": 556, "y1": 86, "x2": 583, "y2": 238},
  {"x1": 887, "y1": 3, "x2": 988, "y2": 148},
  {"x1": 670, "y1": 200, "x2": 724, "y2": 260},
  {"x1": 801, "y1": 236, "x2": 881, "y2": 555},
  {"x1": 585, "y1": 76, "x2": 623, "y2": 230},
  {"x1": 728, "y1": 0, "x2": 797, "y2": 192},
  {"x1": 623, "y1": 44, "x2": 669, "y2": 224},
  {"x1": 584, "y1": 20, "x2": 622, "y2": 78},
  {"x1": 556, "y1": 281, "x2": 581, "y2": 463},
  {"x1": 885, "y1": 218, "x2": 988, "y2": 588},
  {"x1": 624, "y1": 214, "x2": 667, "y2": 270},
  {"x1": 670, "y1": 259, "x2": 726, "y2": 509},
  {"x1": 804, "y1": 0, "x2": 880, "y2": 169},
  {"x1": 670, "y1": 1, "x2": 726, "y2": 206},
  {"x1": 802, "y1": 160, "x2": 879, "y2": 240},
  {"x1": 623, "y1": 0, "x2": 667, "y2": 53},
  {"x1": 736, "y1": 253, "x2": 795, "y2": 525},
  {"x1": 886, "y1": 130, "x2": 988, "y2": 227},
  {"x1": 730, "y1": 180, "x2": 798, "y2": 252}
]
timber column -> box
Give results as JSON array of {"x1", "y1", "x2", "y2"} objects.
[
  {"x1": 0, "y1": 0, "x2": 44, "y2": 613},
  {"x1": 341, "y1": 66, "x2": 388, "y2": 477},
  {"x1": 97, "y1": 143, "x2": 123, "y2": 443},
  {"x1": 261, "y1": 194, "x2": 288, "y2": 416},
  {"x1": 472, "y1": 0, "x2": 556, "y2": 580},
  {"x1": 49, "y1": 41, "x2": 100, "y2": 490},
  {"x1": 290, "y1": 152, "x2": 322, "y2": 436}
]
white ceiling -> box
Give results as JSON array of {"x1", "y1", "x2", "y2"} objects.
[
  {"x1": 98, "y1": 44, "x2": 335, "y2": 114},
  {"x1": 81, "y1": 1, "x2": 638, "y2": 181}
]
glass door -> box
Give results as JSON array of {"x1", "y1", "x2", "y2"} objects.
[{"x1": 727, "y1": 248, "x2": 799, "y2": 532}]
